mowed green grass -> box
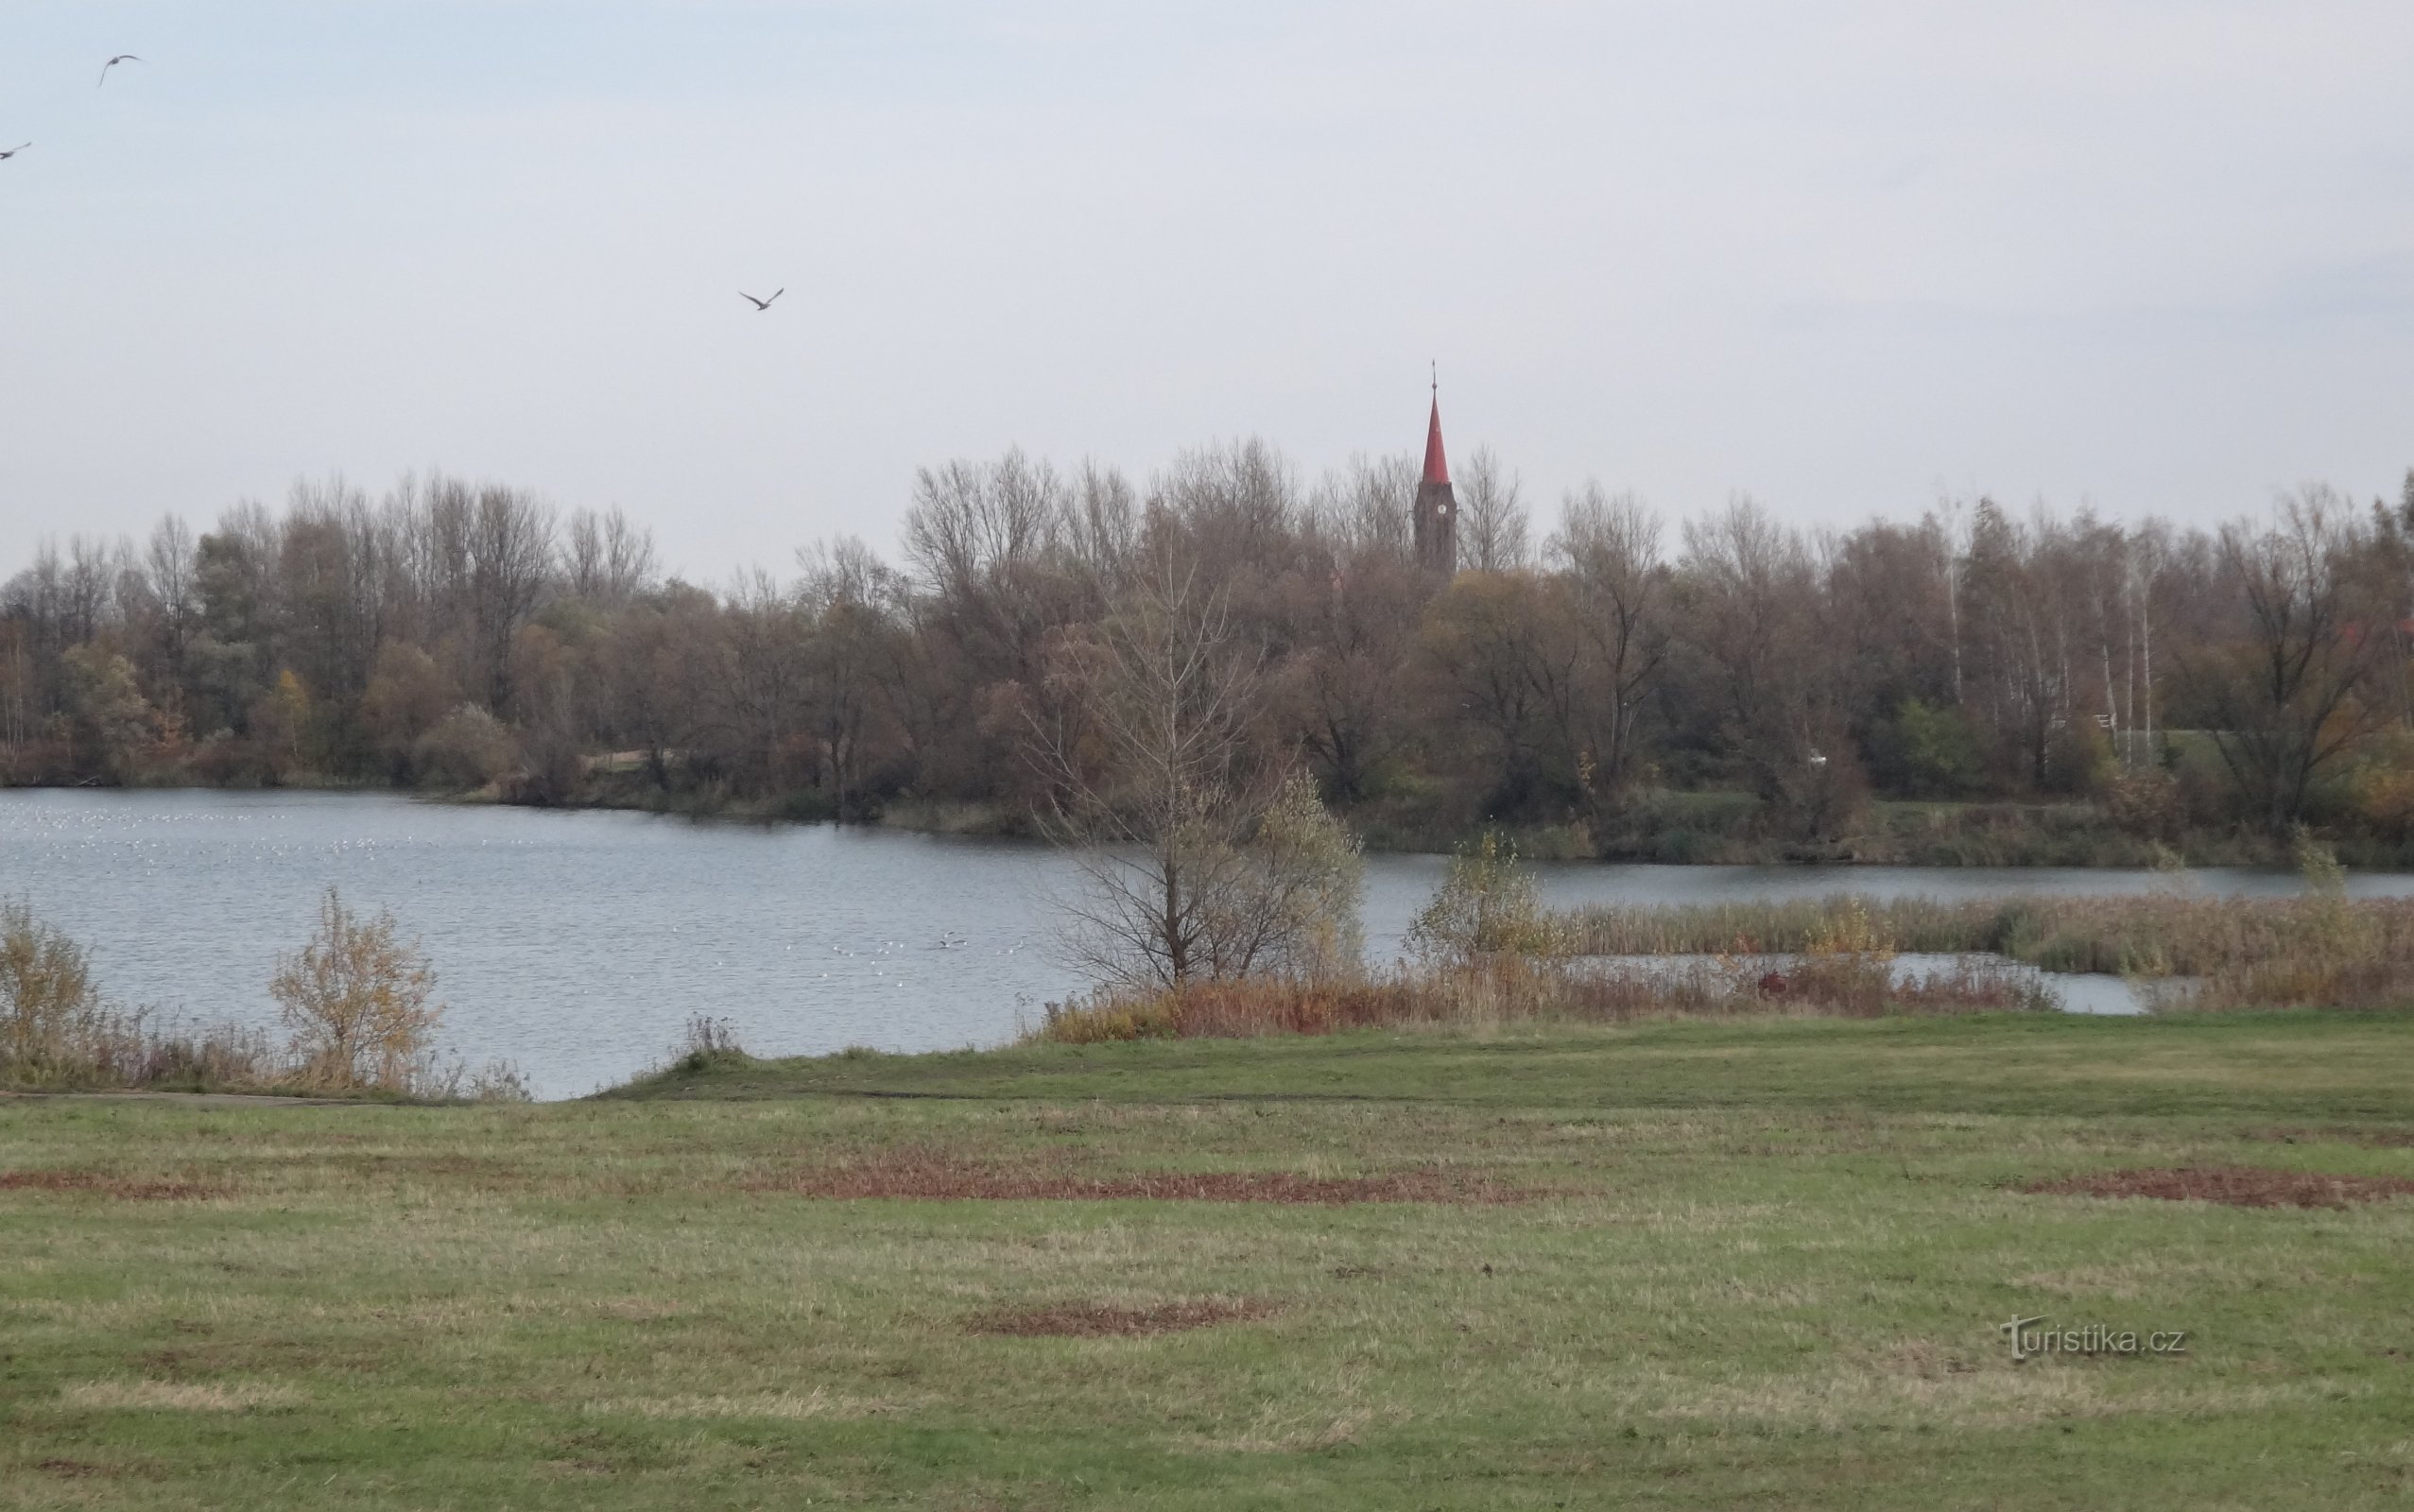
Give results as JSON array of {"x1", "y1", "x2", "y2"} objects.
[{"x1": 2, "y1": 1011, "x2": 2411, "y2": 1509}]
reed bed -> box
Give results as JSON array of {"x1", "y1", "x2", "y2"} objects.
[
  {"x1": 1556, "y1": 888, "x2": 2414, "y2": 1012},
  {"x1": 0, "y1": 1005, "x2": 530, "y2": 1100},
  {"x1": 1027, "y1": 952, "x2": 2048, "y2": 1044}
]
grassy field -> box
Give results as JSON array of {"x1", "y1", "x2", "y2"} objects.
[{"x1": 6, "y1": 1011, "x2": 2414, "y2": 1508}]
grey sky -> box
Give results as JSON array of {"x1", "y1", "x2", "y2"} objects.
[{"x1": 3, "y1": 1, "x2": 2409, "y2": 578}]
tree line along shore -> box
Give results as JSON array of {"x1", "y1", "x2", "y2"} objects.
[{"x1": 8, "y1": 448, "x2": 2414, "y2": 865}]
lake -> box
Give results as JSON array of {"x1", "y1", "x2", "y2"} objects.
[{"x1": 5, "y1": 790, "x2": 2402, "y2": 1098}]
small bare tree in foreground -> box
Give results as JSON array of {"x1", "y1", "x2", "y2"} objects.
[
  {"x1": 270, "y1": 888, "x2": 443, "y2": 1091},
  {"x1": 1033, "y1": 565, "x2": 1363, "y2": 988}
]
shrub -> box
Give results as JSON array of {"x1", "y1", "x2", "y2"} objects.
[
  {"x1": 1405, "y1": 832, "x2": 1561, "y2": 969},
  {"x1": 2105, "y1": 770, "x2": 2186, "y2": 842},
  {"x1": 1242, "y1": 769, "x2": 1367, "y2": 981},
  {"x1": 1889, "y1": 696, "x2": 1984, "y2": 798},
  {"x1": 1782, "y1": 896, "x2": 1897, "y2": 1005},
  {"x1": 0, "y1": 901, "x2": 105, "y2": 1078},
  {"x1": 269, "y1": 887, "x2": 444, "y2": 1091},
  {"x1": 413, "y1": 704, "x2": 519, "y2": 791},
  {"x1": 465, "y1": 1060, "x2": 534, "y2": 1102},
  {"x1": 671, "y1": 1012, "x2": 748, "y2": 1072}
]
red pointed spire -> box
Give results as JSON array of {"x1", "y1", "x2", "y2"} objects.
[{"x1": 1422, "y1": 377, "x2": 1450, "y2": 486}]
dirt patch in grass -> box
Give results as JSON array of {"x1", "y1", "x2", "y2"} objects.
[
  {"x1": 2024, "y1": 1165, "x2": 2414, "y2": 1210},
  {"x1": 755, "y1": 1152, "x2": 1515, "y2": 1204},
  {"x1": 1, "y1": 1169, "x2": 221, "y2": 1201},
  {"x1": 966, "y1": 1298, "x2": 1277, "y2": 1338}
]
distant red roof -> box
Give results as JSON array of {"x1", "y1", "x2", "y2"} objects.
[{"x1": 1422, "y1": 394, "x2": 1450, "y2": 485}]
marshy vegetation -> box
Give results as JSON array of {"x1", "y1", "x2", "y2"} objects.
[
  {"x1": 1559, "y1": 839, "x2": 2412, "y2": 1013},
  {"x1": 1030, "y1": 832, "x2": 2414, "y2": 1044},
  {"x1": 1029, "y1": 834, "x2": 2053, "y2": 1044},
  {"x1": 0, "y1": 892, "x2": 524, "y2": 1099}
]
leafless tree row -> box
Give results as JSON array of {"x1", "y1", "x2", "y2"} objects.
[{"x1": 8, "y1": 449, "x2": 2414, "y2": 850}]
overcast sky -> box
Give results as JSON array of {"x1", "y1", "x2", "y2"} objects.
[{"x1": 3, "y1": 1, "x2": 2409, "y2": 578}]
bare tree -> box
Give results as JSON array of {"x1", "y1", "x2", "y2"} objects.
[
  {"x1": 1031, "y1": 563, "x2": 1354, "y2": 988},
  {"x1": 1272, "y1": 546, "x2": 1421, "y2": 805},
  {"x1": 1679, "y1": 496, "x2": 1861, "y2": 836},
  {"x1": 1310, "y1": 452, "x2": 1416, "y2": 564},
  {"x1": 467, "y1": 486, "x2": 557, "y2": 713},
  {"x1": 1147, "y1": 437, "x2": 1302, "y2": 591},
  {"x1": 143, "y1": 514, "x2": 198, "y2": 682},
  {"x1": 1457, "y1": 445, "x2": 1531, "y2": 572},
  {"x1": 1551, "y1": 484, "x2": 1668, "y2": 806},
  {"x1": 799, "y1": 536, "x2": 903, "y2": 816},
  {"x1": 2181, "y1": 488, "x2": 2394, "y2": 832},
  {"x1": 1418, "y1": 569, "x2": 1582, "y2": 818},
  {"x1": 1062, "y1": 460, "x2": 1140, "y2": 596},
  {"x1": 564, "y1": 507, "x2": 659, "y2": 604}
]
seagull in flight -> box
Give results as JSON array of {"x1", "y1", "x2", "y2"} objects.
[
  {"x1": 0, "y1": 144, "x2": 27, "y2": 162},
  {"x1": 98, "y1": 55, "x2": 142, "y2": 86},
  {"x1": 740, "y1": 288, "x2": 784, "y2": 312}
]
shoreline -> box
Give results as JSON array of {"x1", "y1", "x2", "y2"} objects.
[{"x1": 3, "y1": 776, "x2": 2389, "y2": 869}]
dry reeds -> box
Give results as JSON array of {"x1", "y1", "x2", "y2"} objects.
[
  {"x1": 1559, "y1": 890, "x2": 2414, "y2": 994},
  {"x1": 1027, "y1": 945, "x2": 2046, "y2": 1045}
]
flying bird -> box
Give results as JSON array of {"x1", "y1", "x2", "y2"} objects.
[
  {"x1": 98, "y1": 55, "x2": 142, "y2": 86},
  {"x1": 0, "y1": 144, "x2": 27, "y2": 162},
  {"x1": 740, "y1": 288, "x2": 784, "y2": 312}
]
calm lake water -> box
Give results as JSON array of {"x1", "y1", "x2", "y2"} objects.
[{"x1": 6, "y1": 790, "x2": 2405, "y2": 1098}]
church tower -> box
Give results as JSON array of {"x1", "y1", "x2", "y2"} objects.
[{"x1": 1413, "y1": 378, "x2": 1457, "y2": 576}]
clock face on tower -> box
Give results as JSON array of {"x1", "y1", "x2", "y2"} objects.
[{"x1": 1438, "y1": 504, "x2": 1450, "y2": 518}]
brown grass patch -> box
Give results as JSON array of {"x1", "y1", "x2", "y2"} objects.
[
  {"x1": 586, "y1": 1389, "x2": 907, "y2": 1421},
  {"x1": 755, "y1": 1153, "x2": 1512, "y2": 1204},
  {"x1": 62, "y1": 1380, "x2": 300, "y2": 1412},
  {"x1": 0, "y1": 1169, "x2": 220, "y2": 1201},
  {"x1": 966, "y1": 1298, "x2": 1276, "y2": 1337},
  {"x1": 1031, "y1": 959, "x2": 2041, "y2": 1044},
  {"x1": 2024, "y1": 1165, "x2": 2414, "y2": 1210}
]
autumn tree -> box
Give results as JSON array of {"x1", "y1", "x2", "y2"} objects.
[
  {"x1": 60, "y1": 645, "x2": 153, "y2": 782},
  {"x1": 270, "y1": 887, "x2": 443, "y2": 1091}
]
